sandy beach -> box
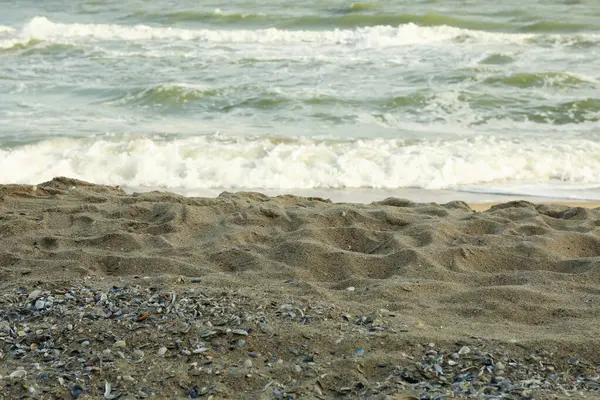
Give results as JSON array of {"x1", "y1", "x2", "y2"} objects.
[{"x1": 1, "y1": 177, "x2": 600, "y2": 399}]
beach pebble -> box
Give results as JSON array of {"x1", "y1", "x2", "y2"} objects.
[
  {"x1": 28, "y1": 290, "x2": 42, "y2": 301},
  {"x1": 243, "y1": 359, "x2": 253, "y2": 368},
  {"x1": 157, "y1": 346, "x2": 167, "y2": 357},
  {"x1": 133, "y1": 349, "x2": 145, "y2": 359},
  {"x1": 10, "y1": 369, "x2": 27, "y2": 379},
  {"x1": 495, "y1": 361, "x2": 505, "y2": 371},
  {"x1": 458, "y1": 346, "x2": 471, "y2": 355},
  {"x1": 113, "y1": 340, "x2": 126, "y2": 348},
  {"x1": 345, "y1": 286, "x2": 355, "y2": 291},
  {"x1": 0, "y1": 320, "x2": 10, "y2": 335},
  {"x1": 232, "y1": 329, "x2": 248, "y2": 336},
  {"x1": 34, "y1": 299, "x2": 45, "y2": 310}
]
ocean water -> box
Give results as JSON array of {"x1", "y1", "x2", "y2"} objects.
[{"x1": 2, "y1": 1, "x2": 600, "y2": 201}]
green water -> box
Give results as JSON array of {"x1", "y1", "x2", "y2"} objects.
[{"x1": 1, "y1": 1, "x2": 600, "y2": 198}]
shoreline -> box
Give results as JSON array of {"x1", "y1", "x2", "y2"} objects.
[{"x1": 123, "y1": 184, "x2": 600, "y2": 209}]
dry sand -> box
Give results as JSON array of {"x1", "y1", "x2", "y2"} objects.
[{"x1": 1, "y1": 177, "x2": 600, "y2": 399}]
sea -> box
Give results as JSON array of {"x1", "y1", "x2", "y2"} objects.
[{"x1": 2, "y1": 1, "x2": 600, "y2": 203}]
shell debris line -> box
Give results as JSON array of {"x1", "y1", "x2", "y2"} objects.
[
  {"x1": 0, "y1": 284, "x2": 599, "y2": 399},
  {"x1": 1, "y1": 178, "x2": 600, "y2": 398}
]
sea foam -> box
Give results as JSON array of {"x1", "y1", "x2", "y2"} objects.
[
  {"x1": 2, "y1": 135, "x2": 600, "y2": 192},
  {"x1": 16, "y1": 16, "x2": 531, "y2": 46}
]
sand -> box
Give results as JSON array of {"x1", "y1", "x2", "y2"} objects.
[{"x1": 1, "y1": 177, "x2": 600, "y2": 398}]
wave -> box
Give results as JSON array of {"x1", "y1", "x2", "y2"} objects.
[
  {"x1": 279, "y1": 12, "x2": 509, "y2": 31},
  {"x1": 0, "y1": 26, "x2": 15, "y2": 35},
  {"x1": 483, "y1": 72, "x2": 595, "y2": 89},
  {"x1": 124, "y1": 9, "x2": 271, "y2": 25},
  {"x1": 0, "y1": 16, "x2": 584, "y2": 52},
  {"x1": 102, "y1": 83, "x2": 224, "y2": 107},
  {"x1": 3, "y1": 135, "x2": 600, "y2": 191},
  {"x1": 121, "y1": 10, "x2": 598, "y2": 33},
  {"x1": 520, "y1": 20, "x2": 595, "y2": 33}
]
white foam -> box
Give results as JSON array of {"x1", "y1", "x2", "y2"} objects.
[
  {"x1": 2, "y1": 135, "x2": 600, "y2": 194},
  {"x1": 0, "y1": 26, "x2": 15, "y2": 35},
  {"x1": 15, "y1": 16, "x2": 534, "y2": 47}
]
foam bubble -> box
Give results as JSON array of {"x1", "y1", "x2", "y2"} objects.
[
  {"x1": 2, "y1": 135, "x2": 600, "y2": 193},
  {"x1": 0, "y1": 26, "x2": 15, "y2": 35},
  {"x1": 16, "y1": 16, "x2": 531, "y2": 47}
]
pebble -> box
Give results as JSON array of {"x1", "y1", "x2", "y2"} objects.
[
  {"x1": 458, "y1": 346, "x2": 471, "y2": 355},
  {"x1": 10, "y1": 369, "x2": 27, "y2": 379},
  {"x1": 113, "y1": 340, "x2": 126, "y2": 348},
  {"x1": 34, "y1": 299, "x2": 45, "y2": 310},
  {"x1": 157, "y1": 346, "x2": 167, "y2": 357},
  {"x1": 345, "y1": 286, "x2": 355, "y2": 291},
  {"x1": 28, "y1": 290, "x2": 41, "y2": 301},
  {"x1": 133, "y1": 349, "x2": 145, "y2": 359},
  {"x1": 495, "y1": 361, "x2": 505, "y2": 370},
  {"x1": 0, "y1": 320, "x2": 10, "y2": 335},
  {"x1": 232, "y1": 329, "x2": 248, "y2": 336},
  {"x1": 243, "y1": 359, "x2": 253, "y2": 368}
]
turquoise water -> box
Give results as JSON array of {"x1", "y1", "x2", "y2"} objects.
[{"x1": 2, "y1": 1, "x2": 600, "y2": 199}]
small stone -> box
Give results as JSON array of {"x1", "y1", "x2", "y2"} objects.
[
  {"x1": 193, "y1": 347, "x2": 208, "y2": 354},
  {"x1": 234, "y1": 339, "x2": 246, "y2": 347},
  {"x1": 345, "y1": 286, "x2": 355, "y2": 291},
  {"x1": 28, "y1": 290, "x2": 42, "y2": 300},
  {"x1": 10, "y1": 370, "x2": 27, "y2": 379},
  {"x1": 157, "y1": 346, "x2": 167, "y2": 357},
  {"x1": 314, "y1": 385, "x2": 323, "y2": 396},
  {"x1": 102, "y1": 349, "x2": 112, "y2": 356},
  {"x1": 113, "y1": 340, "x2": 126, "y2": 348},
  {"x1": 123, "y1": 375, "x2": 134, "y2": 382},
  {"x1": 80, "y1": 340, "x2": 90, "y2": 347},
  {"x1": 568, "y1": 357, "x2": 579, "y2": 365},
  {"x1": 495, "y1": 361, "x2": 505, "y2": 371},
  {"x1": 458, "y1": 346, "x2": 471, "y2": 355},
  {"x1": 232, "y1": 329, "x2": 248, "y2": 336},
  {"x1": 243, "y1": 359, "x2": 253, "y2": 368},
  {"x1": 294, "y1": 364, "x2": 302, "y2": 373},
  {"x1": 0, "y1": 321, "x2": 10, "y2": 335},
  {"x1": 133, "y1": 349, "x2": 145, "y2": 359},
  {"x1": 35, "y1": 299, "x2": 45, "y2": 310}
]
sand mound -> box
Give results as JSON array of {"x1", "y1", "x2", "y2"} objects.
[{"x1": 2, "y1": 177, "x2": 600, "y2": 345}]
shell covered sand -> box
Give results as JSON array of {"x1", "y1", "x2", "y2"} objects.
[{"x1": 1, "y1": 177, "x2": 600, "y2": 398}]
